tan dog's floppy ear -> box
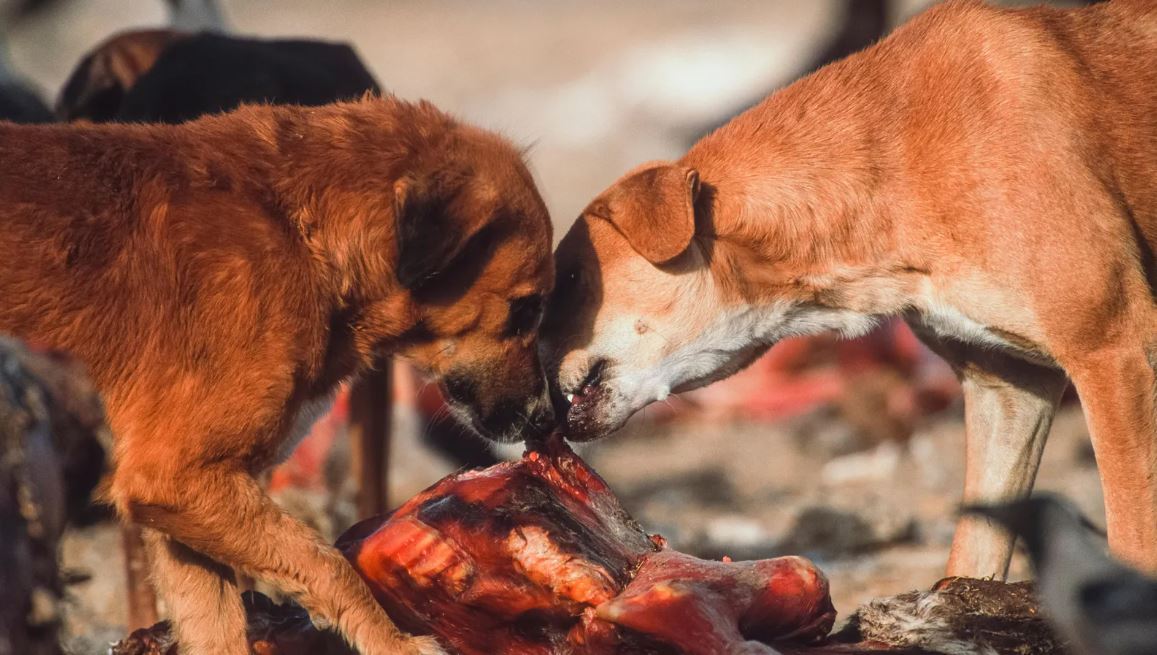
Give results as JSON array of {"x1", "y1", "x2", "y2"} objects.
[
  {"x1": 603, "y1": 164, "x2": 700, "y2": 265},
  {"x1": 393, "y1": 170, "x2": 483, "y2": 290}
]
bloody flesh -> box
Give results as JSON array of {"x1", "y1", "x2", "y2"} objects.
[{"x1": 339, "y1": 439, "x2": 836, "y2": 654}]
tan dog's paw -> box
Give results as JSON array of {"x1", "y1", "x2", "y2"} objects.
[{"x1": 398, "y1": 634, "x2": 448, "y2": 655}]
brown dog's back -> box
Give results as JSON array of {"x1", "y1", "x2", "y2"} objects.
[{"x1": 0, "y1": 109, "x2": 335, "y2": 469}]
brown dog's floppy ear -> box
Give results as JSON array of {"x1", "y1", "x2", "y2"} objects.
[
  {"x1": 393, "y1": 171, "x2": 482, "y2": 290},
  {"x1": 604, "y1": 164, "x2": 700, "y2": 265}
]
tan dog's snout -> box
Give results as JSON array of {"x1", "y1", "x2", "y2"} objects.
[
  {"x1": 552, "y1": 354, "x2": 615, "y2": 441},
  {"x1": 543, "y1": 161, "x2": 709, "y2": 440}
]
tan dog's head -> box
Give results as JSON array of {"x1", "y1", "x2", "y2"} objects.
[
  {"x1": 543, "y1": 162, "x2": 782, "y2": 440},
  {"x1": 386, "y1": 125, "x2": 555, "y2": 443}
]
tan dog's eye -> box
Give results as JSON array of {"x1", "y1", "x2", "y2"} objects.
[{"x1": 507, "y1": 294, "x2": 545, "y2": 338}]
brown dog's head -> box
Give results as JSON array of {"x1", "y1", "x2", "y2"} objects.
[
  {"x1": 544, "y1": 161, "x2": 823, "y2": 440},
  {"x1": 383, "y1": 122, "x2": 556, "y2": 443}
]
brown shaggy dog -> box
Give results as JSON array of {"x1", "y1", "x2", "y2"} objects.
[{"x1": 0, "y1": 96, "x2": 555, "y2": 654}]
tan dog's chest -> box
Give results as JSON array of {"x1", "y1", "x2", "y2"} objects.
[{"x1": 906, "y1": 278, "x2": 1058, "y2": 369}]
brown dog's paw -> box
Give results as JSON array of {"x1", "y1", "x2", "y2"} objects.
[{"x1": 399, "y1": 634, "x2": 449, "y2": 655}]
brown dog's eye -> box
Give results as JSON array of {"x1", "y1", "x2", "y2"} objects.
[{"x1": 507, "y1": 294, "x2": 545, "y2": 338}]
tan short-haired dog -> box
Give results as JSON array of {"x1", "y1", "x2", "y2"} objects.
[
  {"x1": 0, "y1": 97, "x2": 554, "y2": 654},
  {"x1": 545, "y1": 0, "x2": 1157, "y2": 580}
]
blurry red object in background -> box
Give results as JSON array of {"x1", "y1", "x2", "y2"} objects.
[
  {"x1": 271, "y1": 320, "x2": 966, "y2": 492},
  {"x1": 651, "y1": 320, "x2": 962, "y2": 438}
]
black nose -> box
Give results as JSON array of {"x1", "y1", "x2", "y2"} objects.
[
  {"x1": 527, "y1": 404, "x2": 556, "y2": 438},
  {"x1": 481, "y1": 398, "x2": 521, "y2": 435},
  {"x1": 479, "y1": 399, "x2": 554, "y2": 441}
]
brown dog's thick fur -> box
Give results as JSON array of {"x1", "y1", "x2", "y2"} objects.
[
  {"x1": 546, "y1": 0, "x2": 1157, "y2": 580},
  {"x1": 0, "y1": 96, "x2": 554, "y2": 654}
]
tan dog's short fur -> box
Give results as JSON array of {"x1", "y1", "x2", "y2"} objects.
[
  {"x1": 0, "y1": 96, "x2": 555, "y2": 654},
  {"x1": 545, "y1": 0, "x2": 1157, "y2": 580}
]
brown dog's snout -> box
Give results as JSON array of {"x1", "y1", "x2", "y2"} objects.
[
  {"x1": 528, "y1": 404, "x2": 555, "y2": 435},
  {"x1": 480, "y1": 396, "x2": 554, "y2": 440},
  {"x1": 443, "y1": 367, "x2": 555, "y2": 443}
]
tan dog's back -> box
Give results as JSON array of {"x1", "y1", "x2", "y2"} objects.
[
  {"x1": 688, "y1": 0, "x2": 1157, "y2": 351},
  {"x1": 888, "y1": 0, "x2": 1157, "y2": 245}
]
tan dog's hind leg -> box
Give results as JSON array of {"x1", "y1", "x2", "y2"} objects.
[
  {"x1": 1067, "y1": 345, "x2": 1157, "y2": 572},
  {"x1": 121, "y1": 464, "x2": 446, "y2": 655},
  {"x1": 915, "y1": 332, "x2": 1068, "y2": 579},
  {"x1": 142, "y1": 528, "x2": 248, "y2": 655}
]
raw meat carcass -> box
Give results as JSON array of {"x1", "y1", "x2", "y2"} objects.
[{"x1": 339, "y1": 438, "x2": 836, "y2": 654}]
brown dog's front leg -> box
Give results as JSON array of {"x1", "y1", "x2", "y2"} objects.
[
  {"x1": 124, "y1": 465, "x2": 445, "y2": 655},
  {"x1": 1068, "y1": 347, "x2": 1157, "y2": 572},
  {"x1": 141, "y1": 527, "x2": 248, "y2": 655}
]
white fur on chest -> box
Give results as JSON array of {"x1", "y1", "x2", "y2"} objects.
[
  {"x1": 752, "y1": 301, "x2": 880, "y2": 343},
  {"x1": 278, "y1": 392, "x2": 336, "y2": 463},
  {"x1": 915, "y1": 301, "x2": 1016, "y2": 350},
  {"x1": 620, "y1": 301, "x2": 879, "y2": 402}
]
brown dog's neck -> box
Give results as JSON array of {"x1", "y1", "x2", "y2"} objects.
[{"x1": 683, "y1": 55, "x2": 923, "y2": 317}]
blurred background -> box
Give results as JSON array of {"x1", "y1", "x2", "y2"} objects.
[{"x1": 1, "y1": 1, "x2": 1102, "y2": 652}]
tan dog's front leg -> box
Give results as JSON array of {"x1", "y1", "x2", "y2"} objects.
[
  {"x1": 915, "y1": 333, "x2": 1067, "y2": 579},
  {"x1": 1068, "y1": 347, "x2": 1157, "y2": 572},
  {"x1": 948, "y1": 362, "x2": 1067, "y2": 579},
  {"x1": 142, "y1": 528, "x2": 248, "y2": 655},
  {"x1": 122, "y1": 464, "x2": 445, "y2": 655}
]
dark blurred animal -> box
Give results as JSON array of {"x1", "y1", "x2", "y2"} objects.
[
  {"x1": 965, "y1": 495, "x2": 1157, "y2": 655},
  {"x1": 57, "y1": 30, "x2": 379, "y2": 124},
  {"x1": 544, "y1": 0, "x2": 1157, "y2": 584},
  {"x1": 0, "y1": 73, "x2": 51, "y2": 123},
  {"x1": 0, "y1": 337, "x2": 108, "y2": 655},
  {"x1": 0, "y1": 96, "x2": 556, "y2": 654}
]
